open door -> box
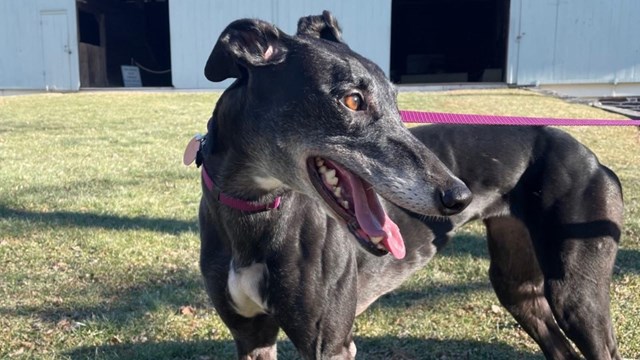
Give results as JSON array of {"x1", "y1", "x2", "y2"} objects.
[
  {"x1": 391, "y1": 0, "x2": 510, "y2": 84},
  {"x1": 77, "y1": 0, "x2": 171, "y2": 88}
]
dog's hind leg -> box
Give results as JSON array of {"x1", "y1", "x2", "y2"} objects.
[
  {"x1": 534, "y1": 167, "x2": 623, "y2": 360},
  {"x1": 543, "y1": 254, "x2": 620, "y2": 360},
  {"x1": 486, "y1": 216, "x2": 581, "y2": 359},
  {"x1": 538, "y1": 218, "x2": 622, "y2": 356},
  {"x1": 539, "y1": 231, "x2": 621, "y2": 360}
]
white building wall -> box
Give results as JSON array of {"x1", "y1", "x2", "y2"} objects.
[
  {"x1": 2, "y1": 0, "x2": 638, "y2": 93},
  {"x1": 169, "y1": 0, "x2": 392, "y2": 89},
  {"x1": 0, "y1": 0, "x2": 79, "y2": 91},
  {"x1": 508, "y1": 0, "x2": 640, "y2": 86}
]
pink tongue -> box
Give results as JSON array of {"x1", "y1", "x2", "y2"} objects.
[
  {"x1": 380, "y1": 214, "x2": 405, "y2": 259},
  {"x1": 347, "y1": 173, "x2": 406, "y2": 259}
]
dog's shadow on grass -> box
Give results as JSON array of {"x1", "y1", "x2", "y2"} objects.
[
  {"x1": 64, "y1": 337, "x2": 541, "y2": 360},
  {"x1": 441, "y1": 231, "x2": 489, "y2": 259},
  {"x1": 0, "y1": 204, "x2": 197, "y2": 235},
  {"x1": 442, "y1": 231, "x2": 640, "y2": 275},
  {"x1": 614, "y1": 247, "x2": 640, "y2": 275},
  {"x1": 7, "y1": 268, "x2": 538, "y2": 360},
  {"x1": 0, "y1": 268, "x2": 207, "y2": 327},
  {"x1": 3, "y1": 203, "x2": 638, "y2": 274},
  {"x1": 376, "y1": 281, "x2": 491, "y2": 309}
]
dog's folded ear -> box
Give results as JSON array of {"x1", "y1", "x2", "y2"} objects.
[
  {"x1": 205, "y1": 19, "x2": 287, "y2": 82},
  {"x1": 296, "y1": 10, "x2": 343, "y2": 43}
]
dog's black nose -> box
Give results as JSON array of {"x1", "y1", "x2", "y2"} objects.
[{"x1": 440, "y1": 185, "x2": 473, "y2": 215}]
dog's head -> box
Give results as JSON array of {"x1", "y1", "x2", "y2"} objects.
[{"x1": 203, "y1": 11, "x2": 471, "y2": 259}]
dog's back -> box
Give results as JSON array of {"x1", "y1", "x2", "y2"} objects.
[{"x1": 405, "y1": 124, "x2": 623, "y2": 359}]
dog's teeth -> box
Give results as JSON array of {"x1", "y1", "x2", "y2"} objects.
[
  {"x1": 333, "y1": 186, "x2": 342, "y2": 198},
  {"x1": 324, "y1": 169, "x2": 339, "y2": 186},
  {"x1": 376, "y1": 244, "x2": 386, "y2": 250},
  {"x1": 341, "y1": 200, "x2": 349, "y2": 209},
  {"x1": 319, "y1": 166, "x2": 327, "y2": 174},
  {"x1": 370, "y1": 236, "x2": 383, "y2": 244}
]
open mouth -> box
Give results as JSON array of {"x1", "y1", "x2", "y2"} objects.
[{"x1": 306, "y1": 157, "x2": 406, "y2": 259}]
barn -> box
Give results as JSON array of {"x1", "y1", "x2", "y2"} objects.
[{"x1": 1, "y1": 0, "x2": 639, "y2": 96}]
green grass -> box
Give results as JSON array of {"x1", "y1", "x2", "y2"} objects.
[{"x1": 0, "y1": 89, "x2": 638, "y2": 359}]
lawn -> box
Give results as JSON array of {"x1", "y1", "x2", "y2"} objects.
[{"x1": 0, "y1": 89, "x2": 638, "y2": 359}]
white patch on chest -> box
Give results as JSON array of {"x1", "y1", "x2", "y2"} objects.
[
  {"x1": 253, "y1": 176, "x2": 283, "y2": 191},
  {"x1": 228, "y1": 261, "x2": 269, "y2": 318}
]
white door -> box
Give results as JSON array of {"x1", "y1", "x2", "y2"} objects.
[{"x1": 40, "y1": 10, "x2": 73, "y2": 91}]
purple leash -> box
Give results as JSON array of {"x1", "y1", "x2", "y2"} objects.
[{"x1": 400, "y1": 110, "x2": 639, "y2": 126}]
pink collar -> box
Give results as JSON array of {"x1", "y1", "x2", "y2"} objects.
[{"x1": 201, "y1": 163, "x2": 281, "y2": 212}]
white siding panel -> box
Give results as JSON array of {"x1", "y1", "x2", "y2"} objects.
[
  {"x1": 169, "y1": 0, "x2": 391, "y2": 89},
  {"x1": 509, "y1": 0, "x2": 640, "y2": 85},
  {"x1": 271, "y1": 0, "x2": 392, "y2": 77},
  {"x1": 169, "y1": 0, "x2": 274, "y2": 89},
  {"x1": 0, "y1": 0, "x2": 78, "y2": 90}
]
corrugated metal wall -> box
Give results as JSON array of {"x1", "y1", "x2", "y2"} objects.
[
  {"x1": 508, "y1": 0, "x2": 640, "y2": 85},
  {"x1": 0, "y1": 0, "x2": 79, "y2": 91},
  {"x1": 1, "y1": 0, "x2": 638, "y2": 91},
  {"x1": 169, "y1": 0, "x2": 392, "y2": 89}
]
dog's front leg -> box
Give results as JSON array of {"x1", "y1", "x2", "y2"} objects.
[
  {"x1": 230, "y1": 315, "x2": 279, "y2": 360},
  {"x1": 199, "y1": 214, "x2": 280, "y2": 359},
  {"x1": 279, "y1": 290, "x2": 357, "y2": 360},
  {"x1": 271, "y1": 247, "x2": 359, "y2": 360},
  {"x1": 202, "y1": 262, "x2": 280, "y2": 360}
]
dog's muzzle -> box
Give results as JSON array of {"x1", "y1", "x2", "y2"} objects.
[{"x1": 307, "y1": 157, "x2": 407, "y2": 259}]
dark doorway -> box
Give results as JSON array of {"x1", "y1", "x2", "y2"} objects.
[
  {"x1": 76, "y1": 0, "x2": 171, "y2": 87},
  {"x1": 390, "y1": 0, "x2": 509, "y2": 84}
]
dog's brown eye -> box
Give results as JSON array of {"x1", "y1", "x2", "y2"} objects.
[{"x1": 342, "y1": 93, "x2": 363, "y2": 111}]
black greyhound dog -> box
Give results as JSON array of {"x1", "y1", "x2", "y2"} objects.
[{"x1": 192, "y1": 12, "x2": 624, "y2": 360}]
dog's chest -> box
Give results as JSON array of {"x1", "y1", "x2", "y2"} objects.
[{"x1": 227, "y1": 261, "x2": 269, "y2": 318}]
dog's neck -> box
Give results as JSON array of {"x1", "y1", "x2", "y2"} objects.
[
  {"x1": 202, "y1": 148, "x2": 295, "y2": 266},
  {"x1": 203, "y1": 102, "x2": 287, "y2": 204}
]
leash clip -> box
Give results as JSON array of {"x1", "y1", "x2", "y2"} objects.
[{"x1": 195, "y1": 133, "x2": 206, "y2": 168}]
